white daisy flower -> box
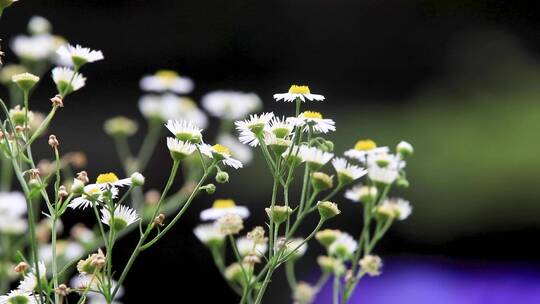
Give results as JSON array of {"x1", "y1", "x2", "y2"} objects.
[
  {"x1": 70, "y1": 274, "x2": 99, "y2": 290},
  {"x1": 298, "y1": 145, "x2": 334, "y2": 169},
  {"x1": 377, "y1": 198, "x2": 412, "y2": 220},
  {"x1": 332, "y1": 157, "x2": 367, "y2": 184},
  {"x1": 140, "y1": 70, "x2": 193, "y2": 94},
  {"x1": 236, "y1": 236, "x2": 268, "y2": 257},
  {"x1": 199, "y1": 144, "x2": 243, "y2": 169},
  {"x1": 235, "y1": 112, "x2": 274, "y2": 147},
  {"x1": 217, "y1": 134, "x2": 253, "y2": 164},
  {"x1": 287, "y1": 111, "x2": 335, "y2": 133},
  {"x1": 138, "y1": 94, "x2": 208, "y2": 127},
  {"x1": 328, "y1": 233, "x2": 358, "y2": 260},
  {"x1": 17, "y1": 261, "x2": 46, "y2": 292},
  {"x1": 28, "y1": 16, "x2": 52, "y2": 35},
  {"x1": 367, "y1": 165, "x2": 399, "y2": 185},
  {"x1": 193, "y1": 223, "x2": 225, "y2": 246},
  {"x1": 268, "y1": 116, "x2": 294, "y2": 139},
  {"x1": 202, "y1": 91, "x2": 262, "y2": 120},
  {"x1": 0, "y1": 289, "x2": 37, "y2": 304},
  {"x1": 51, "y1": 67, "x2": 86, "y2": 93},
  {"x1": 273, "y1": 85, "x2": 325, "y2": 102},
  {"x1": 344, "y1": 185, "x2": 378, "y2": 203},
  {"x1": 165, "y1": 119, "x2": 203, "y2": 144},
  {"x1": 56, "y1": 44, "x2": 104, "y2": 67},
  {"x1": 174, "y1": 96, "x2": 208, "y2": 128},
  {"x1": 167, "y1": 137, "x2": 197, "y2": 161},
  {"x1": 68, "y1": 183, "x2": 119, "y2": 210},
  {"x1": 344, "y1": 139, "x2": 389, "y2": 163},
  {"x1": 200, "y1": 199, "x2": 250, "y2": 221},
  {"x1": 280, "y1": 238, "x2": 308, "y2": 259},
  {"x1": 0, "y1": 191, "x2": 27, "y2": 219},
  {"x1": 101, "y1": 204, "x2": 140, "y2": 230},
  {"x1": 11, "y1": 34, "x2": 59, "y2": 61}
]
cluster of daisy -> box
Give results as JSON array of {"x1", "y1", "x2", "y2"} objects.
[{"x1": 191, "y1": 84, "x2": 414, "y2": 304}]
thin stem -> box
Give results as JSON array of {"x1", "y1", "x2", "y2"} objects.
[{"x1": 285, "y1": 260, "x2": 297, "y2": 290}]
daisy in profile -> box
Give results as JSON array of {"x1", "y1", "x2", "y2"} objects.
[
  {"x1": 331, "y1": 157, "x2": 367, "y2": 185},
  {"x1": 199, "y1": 144, "x2": 243, "y2": 169},
  {"x1": 376, "y1": 198, "x2": 412, "y2": 220},
  {"x1": 56, "y1": 44, "x2": 104, "y2": 68},
  {"x1": 273, "y1": 85, "x2": 325, "y2": 102},
  {"x1": 328, "y1": 233, "x2": 358, "y2": 261},
  {"x1": 235, "y1": 112, "x2": 274, "y2": 147},
  {"x1": 344, "y1": 185, "x2": 378, "y2": 203},
  {"x1": 287, "y1": 111, "x2": 336, "y2": 133},
  {"x1": 0, "y1": 289, "x2": 37, "y2": 304},
  {"x1": 165, "y1": 119, "x2": 203, "y2": 144},
  {"x1": 200, "y1": 199, "x2": 250, "y2": 221},
  {"x1": 51, "y1": 67, "x2": 86, "y2": 95},
  {"x1": 101, "y1": 204, "x2": 140, "y2": 231},
  {"x1": 69, "y1": 173, "x2": 129, "y2": 209},
  {"x1": 298, "y1": 145, "x2": 334, "y2": 170},
  {"x1": 344, "y1": 139, "x2": 389, "y2": 163},
  {"x1": 217, "y1": 134, "x2": 253, "y2": 164},
  {"x1": 138, "y1": 94, "x2": 208, "y2": 128},
  {"x1": 193, "y1": 223, "x2": 225, "y2": 247},
  {"x1": 202, "y1": 91, "x2": 262, "y2": 120},
  {"x1": 139, "y1": 70, "x2": 193, "y2": 94},
  {"x1": 166, "y1": 137, "x2": 197, "y2": 161},
  {"x1": 236, "y1": 236, "x2": 268, "y2": 257}
]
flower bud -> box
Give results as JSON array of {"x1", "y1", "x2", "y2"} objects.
[
  {"x1": 71, "y1": 178, "x2": 85, "y2": 194},
  {"x1": 396, "y1": 141, "x2": 413, "y2": 158},
  {"x1": 293, "y1": 282, "x2": 316, "y2": 304},
  {"x1": 76, "y1": 171, "x2": 89, "y2": 184},
  {"x1": 315, "y1": 229, "x2": 341, "y2": 248},
  {"x1": 58, "y1": 185, "x2": 68, "y2": 198},
  {"x1": 203, "y1": 183, "x2": 216, "y2": 194},
  {"x1": 130, "y1": 172, "x2": 145, "y2": 187},
  {"x1": 396, "y1": 176, "x2": 410, "y2": 188},
  {"x1": 153, "y1": 213, "x2": 165, "y2": 227},
  {"x1": 359, "y1": 186, "x2": 378, "y2": 202},
  {"x1": 55, "y1": 284, "x2": 71, "y2": 297},
  {"x1": 359, "y1": 255, "x2": 383, "y2": 277},
  {"x1": 14, "y1": 262, "x2": 29, "y2": 273},
  {"x1": 12, "y1": 72, "x2": 39, "y2": 91},
  {"x1": 311, "y1": 172, "x2": 333, "y2": 191},
  {"x1": 215, "y1": 171, "x2": 229, "y2": 184},
  {"x1": 103, "y1": 116, "x2": 138, "y2": 137},
  {"x1": 317, "y1": 201, "x2": 340, "y2": 220},
  {"x1": 216, "y1": 214, "x2": 244, "y2": 235},
  {"x1": 50, "y1": 95, "x2": 64, "y2": 107},
  {"x1": 48, "y1": 134, "x2": 59, "y2": 148},
  {"x1": 265, "y1": 205, "x2": 293, "y2": 224}
]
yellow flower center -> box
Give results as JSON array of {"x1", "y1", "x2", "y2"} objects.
[
  {"x1": 96, "y1": 172, "x2": 119, "y2": 184},
  {"x1": 288, "y1": 85, "x2": 310, "y2": 94},
  {"x1": 87, "y1": 186, "x2": 101, "y2": 195},
  {"x1": 302, "y1": 111, "x2": 322, "y2": 119},
  {"x1": 155, "y1": 70, "x2": 179, "y2": 80},
  {"x1": 212, "y1": 144, "x2": 231, "y2": 156},
  {"x1": 354, "y1": 139, "x2": 377, "y2": 151},
  {"x1": 213, "y1": 199, "x2": 236, "y2": 209}
]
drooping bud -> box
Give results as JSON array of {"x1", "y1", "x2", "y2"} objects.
[{"x1": 317, "y1": 201, "x2": 340, "y2": 220}]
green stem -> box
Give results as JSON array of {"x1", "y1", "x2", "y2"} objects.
[{"x1": 285, "y1": 260, "x2": 297, "y2": 290}]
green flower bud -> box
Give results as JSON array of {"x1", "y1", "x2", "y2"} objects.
[
  {"x1": 265, "y1": 205, "x2": 293, "y2": 224},
  {"x1": 311, "y1": 172, "x2": 333, "y2": 192},
  {"x1": 203, "y1": 183, "x2": 216, "y2": 194},
  {"x1": 103, "y1": 116, "x2": 138, "y2": 137},
  {"x1": 215, "y1": 171, "x2": 229, "y2": 184},
  {"x1": 12, "y1": 72, "x2": 39, "y2": 92},
  {"x1": 317, "y1": 201, "x2": 340, "y2": 220}
]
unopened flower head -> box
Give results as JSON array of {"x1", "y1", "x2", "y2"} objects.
[
  {"x1": 216, "y1": 213, "x2": 244, "y2": 235},
  {"x1": 280, "y1": 238, "x2": 308, "y2": 259},
  {"x1": 273, "y1": 84, "x2": 325, "y2": 102},
  {"x1": 236, "y1": 236, "x2": 268, "y2": 257},
  {"x1": 140, "y1": 70, "x2": 193, "y2": 94},
  {"x1": 345, "y1": 185, "x2": 378, "y2": 203},
  {"x1": 315, "y1": 229, "x2": 342, "y2": 248},
  {"x1": 194, "y1": 223, "x2": 225, "y2": 247},
  {"x1": 165, "y1": 119, "x2": 202, "y2": 144},
  {"x1": 332, "y1": 157, "x2": 367, "y2": 185},
  {"x1": 287, "y1": 111, "x2": 336, "y2": 134},
  {"x1": 317, "y1": 256, "x2": 345, "y2": 275},
  {"x1": 235, "y1": 112, "x2": 274, "y2": 146},
  {"x1": 12, "y1": 72, "x2": 39, "y2": 91},
  {"x1": 28, "y1": 16, "x2": 52, "y2": 35},
  {"x1": 359, "y1": 255, "x2": 383, "y2": 277},
  {"x1": 17, "y1": 261, "x2": 46, "y2": 292},
  {"x1": 317, "y1": 201, "x2": 341, "y2": 220},
  {"x1": 76, "y1": 250, "x2": 106, "y2": 274},
  {"x1": 200, "y1": 199, "x2": 250, "y2": 221},
  {"x1": 311, "y1": 172, "x2": 334, "y2": 191},
  {"x1": 265, "y1": 205, "x2": 293, "y2": 224},
  {"x1": 264, "y1": 133, "x2": 292, "y2": 155},
  {"x1": 199, "y1": 143, "x2": 243, "y2": 169},
  {"x1": 51, "y1": 67, "x2": 86, "y2": 94},
  {"x1": 166, "y1": 137, "x2": 197, "y2": 161},
  {"x1": 328, "y1": 233, "x2": 358, "y2": 261},
  {"x1": 376, "y1": 198, "x2": 412, "y2": 220},
  {"x1": 298, "y1": 145, "x2": 334, "y2": 170},
  {"x1": 202, "y1": 91, "x2": 262, "y2": 120},
  {"x1": 293, "y1": 282, "x2": 316, "y2": 304},
  {"x1": 247, "y1": 226, "x2": 267, "y2": 244},
  {"x1": 130, "y1": 172, "x2": 145, "y2": 187},
  {"x1": 101, "y1": 205, "x2": 140, "y2": 231},
  {"x1": 56, "y1": 44, "x2": 104, "y2": 68},
  {"x1": 103, "y1": 116, "x2": 138, "y2": 137},
  {"x1": 344, "y1": 139, "x2": 389, "y2": 163},
  {"x1": 396, "y1": 140, "x2": 414, "y2": 158}
]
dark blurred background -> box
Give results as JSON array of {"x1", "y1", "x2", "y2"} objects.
[{"x1": 2, "y1": 0, "x2": 540, "y2": 303}]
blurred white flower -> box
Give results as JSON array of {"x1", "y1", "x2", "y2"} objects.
[
  {"x1": 236, "y1": 236, "x2": 267, "y2": 257},
  {"x1": 56, "y1": 44, "x2": 104, "y2": 67},
  {"x1": 138, "y1": 94, "x2": 207, "y2": 128},
  {"x1": 51, "y1": 67, "x2": 86, "y2": 93},
  {"x1": 28, "y1": 16, "x2": 52, "y2": 35},
  {"x1": 202, "y1": 91, "x2": 262, "y2": 120},
  {"x1": 0, "y1": 191, "x2": 27, "y2": 234},
  {"x1": 273, "y1": 85, "x2": 324, "y2": 102},
  {"x1": 140, "y1": 70, "x2": 193, "y2": 94},
  {"x1": 11, "y1": 34, "x2": 59, "y2": 61},
  {"x1": 200, "y1": 199, "x2": 250, "y2": 221}
]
